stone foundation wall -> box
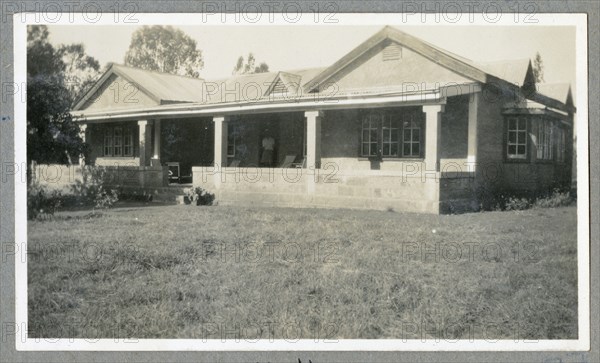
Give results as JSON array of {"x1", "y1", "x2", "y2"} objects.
[{"x1": 192, "y1": 166, "x2": 475, "y2": 214}]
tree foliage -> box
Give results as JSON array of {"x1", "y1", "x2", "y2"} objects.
[
  {"x1": 533, "y1": 52, "x2": 544, "y2": 83},
  {"x1": 58, "y1": 43, "x2": 101, "y2": 104},
  {"x1": 232, "y1": 53, "x2": 269, "y2": 75},
  {"x1": 27, "y1": 25, "x2": 94, "y2": 166},
  {"x1": 124, "y1": 25, "x2": 204, "y2": 78}
]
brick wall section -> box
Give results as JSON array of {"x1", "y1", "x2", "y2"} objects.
[
  {"x1": 474, "y1": 85, "x2": 573, "y2": 196},
  {"x1": 440, "y1": 95, "x2": 469, "y2": 159}
]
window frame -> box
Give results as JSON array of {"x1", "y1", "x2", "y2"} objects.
[
  {"x1": 113, "y1": 127, "x2": 123, "y2": 157},
  {"x1": 401, "y1": 114, "x2": 422, "y2": 158},
  {"x1": 103, "y1": 128, "x2": 114, "y2": 157},
  {"x1": 359, "y1": 110, "x2": 423, "y2": 160},
  {"x1": 506, "y1": 116, "x2": 528, "y2": 160},
  {"x1": 103, "y1": 125, "x2": 135, "y2": 158},
  {"x1": 227, "y1": 122, "x2": 237, "y2": 158},
  {"x1": 123, "y1": 127, "x2": 133, "y2": 157},
  {"x1": 557, "y1": 126, "x2": 566, "y2": 163}
]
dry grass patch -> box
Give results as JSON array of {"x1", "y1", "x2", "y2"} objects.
[{"x1": 28, "y1": 204, "x2": 578, "y2": 340}]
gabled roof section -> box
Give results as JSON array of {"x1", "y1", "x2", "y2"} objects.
[
  {"x1": 73, "y1": 63, "x2": 206, "y2": 110},
  {"x1": 304, "y1": 26, "x2": 493, "y2": 92},
  {"x1": 528, "y1": 83, "x2": 575, "y2": 113},
  {"x1": 264, "y1": 71, "x2": 302, "y2": 96},
  {"x1": 201, "y1": 68, "x2": 324, "y2": 104},
  {"x1": 536, "y1": 83, "x2": 574, "y2": 106},
  {"x1": 475, "y1": 59, "x2": 533, "y2": 86}
]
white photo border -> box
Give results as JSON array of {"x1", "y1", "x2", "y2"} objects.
[{"x1": 12, "y1": 11, "x2": 590, "y2": 352}]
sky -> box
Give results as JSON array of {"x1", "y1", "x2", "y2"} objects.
[{"x1": 46, "y1": 25, "x2": 576, "y2": 86}]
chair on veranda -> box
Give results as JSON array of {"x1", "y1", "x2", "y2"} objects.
[
  {"x1": 280, "y1": 155, "x2": 297, "y2": 168},
  {"x1": 292, "y1": 158, "x2": 306, "y2": 168}
]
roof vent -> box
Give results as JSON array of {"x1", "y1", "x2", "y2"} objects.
[
  {"x1": 265, "y1": 72, "x2": 302, "y2": 96},
  {"x1": 382, "y1": 44, "x2": 402, "y2": 61}
]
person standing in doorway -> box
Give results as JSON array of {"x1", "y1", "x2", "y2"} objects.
[{"x1": 261, "y1": 129, "x2": 275, "y2": 167}]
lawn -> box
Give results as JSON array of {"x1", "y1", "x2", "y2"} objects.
[{"x1": 28, "y1": 204, "x2": 578, "y2": 340}]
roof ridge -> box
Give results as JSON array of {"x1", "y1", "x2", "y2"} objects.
[{"x1": 110, "y1": 63, "x2": 205, "y2": 81}]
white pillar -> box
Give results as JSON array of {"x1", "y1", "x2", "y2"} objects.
[
  {"x1": 78, "y1": 124, "x2": 88, "y2": 166},
  {"x1": 423, "y1": 104, "x2": 444, "y2": 172},
  {"x1": 467, "y1": 92, "x2": 479, "y2": 172},
  {"x1": 213, "y1": 116, "x2": 229, "y2": 168},
  {"x1": 152, "y1": 119, "x2": 161, "y2": 165},
  {"x1": 305, "y1": 110, "x2": 323, "y2": 169},
  {"x1": 138, "y1": 120, "x2": 151, "y2": 166}
]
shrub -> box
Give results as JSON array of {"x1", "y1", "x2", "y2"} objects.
[
  {"x1": 27, "y1": 183, "x2": 62, "y2": 220},
  {"x1": 186, "y1": 187, "x2": 215, "y2": 206},
  {"x1": 533, "y1": 189, "x2": 573, "y2": 209},
  {"x1": 70, "y1": 167, "x2": 119, "y2": 209},
  {"x1": 476, "y1": 185, "x2": 573, "y2": 212},
  {"x1": 93, "y1": 185, "x2": 119, "y2": 209},
  {"x1": 504, "y1": 196, "x2": 531, "y2": 211}
]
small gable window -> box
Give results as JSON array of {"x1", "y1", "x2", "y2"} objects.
[{"x1": 382, "y1": 44, "x2": 402, "y2": 61}]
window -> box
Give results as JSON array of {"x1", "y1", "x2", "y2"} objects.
[
  {"x1": 506, "y1": 115, "x2": 568, "y2": 163},
  {"x1": 382, "y1": 115, "x2": 400, "y2": 157},
  {"x1": 556, "y1": 126, "x2": 566, "y2": 163},
  {"x1": 361, "y1": 114, "x2": 379, "y2": 157},
  {"x1": 113, "y1": 127, "x2": 123, "y2": 156},
  {"x1": 103, "y1": 129, "x2": 113, "y2": 156},
  {"x1": 103, "y1": 125, "x2": 134, "y2": 157},
  {"x1": 227, "y1": 122, "x2": 238, "y2": 157},
  {"x1": 123, "y1": 127, "x2": 133, "y2": 156},
  {"x1": 402, "y1": 115, "x2": 421, "y2": 157},
  {"x1": 360, "y1": 110, "x2": 422, "y2": 158},
  {"x1": 535, "y1": 118, "x2": 556, "y2": 161},
  {"x1": 506, "y1": 117, "x2": 527, "y2": 159}
]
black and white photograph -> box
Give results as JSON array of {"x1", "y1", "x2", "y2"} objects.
[{"x1": 1, "y1": 6, "x2": 595, "y2": 360}]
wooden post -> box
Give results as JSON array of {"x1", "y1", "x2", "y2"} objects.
[
  {"x1": 423, "y1": 104, "x2": 444, "y2": 172},
  {"x1": 467, "y1": 92, "x2": 479, "y2": 172},
  {"x1": 138, "y1": 120, "x2": 151, "y2": 166},
  {"x1": 305, "y1": 110, "x2": 323, "y2": 170},
  {"x1": 152, "y1": 119, "x2": 161, "y2": 165},
  {"x1": 213, "y1": 116, "x2": 229, "y2": 168}
]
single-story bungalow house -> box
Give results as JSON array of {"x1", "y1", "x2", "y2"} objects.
[{"x1": 69, "y1": 26, "x2": 575, "y2": 213}]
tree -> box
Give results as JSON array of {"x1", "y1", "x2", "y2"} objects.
[
  {"x1": 58, "y1": 43, "x2": 101, "y2": 105},
  {"x1": 27, "y1": 25, "x2": 90, "y2": 167},
  {"x1": 232, "y1": 53, "x2": 269, "y2": 75},
  {"x1": 124, "y1": 26, "x2": 204, "y2": 78},
  {"x1": 533, "y1": 52, "x2": 544, "y2": 83}
]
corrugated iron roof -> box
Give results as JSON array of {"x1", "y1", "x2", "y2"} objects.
[
  {"x1": 74, "y1": 26, "x2": 571, "y2": 115},
  {"x1": 475, "y1": 59, "x2": 532, "y2": 85},
  {"x1": 536, "y1": 83, "x2": 573, "y2": 104},
  {"x1": 111, "y1": 64, "x2": 206, "y2": 103},
  {"x1": 200, "y1": 67, "x2": 325, "y2": 104}
]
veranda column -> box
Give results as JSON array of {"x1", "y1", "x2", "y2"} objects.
[
  {"x1": 423, "y1": 104, "x2": 444, "y2": 172},
  {"x1": 305, "y1": 110, "x2": 323, "y2": 169},
  {"x1": 138, "y1": 120, "x2": 152, "y2": 166},
  {"x1": 213, "y1": 116, "x2": 229, "y2": 168},
  {"x1": 152, "y1": 119, "x2": 161, "y2": 166},
  {"x1": 78, "y1": 124, "x2": 88, "y2": 166},
  {"x1": 467, "y1": 92, "x2": 479, "y2": 172}
]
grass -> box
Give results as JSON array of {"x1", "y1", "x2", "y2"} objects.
[{"x1": 28, "y1": 204, "x2": 578, "y2": 340}]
